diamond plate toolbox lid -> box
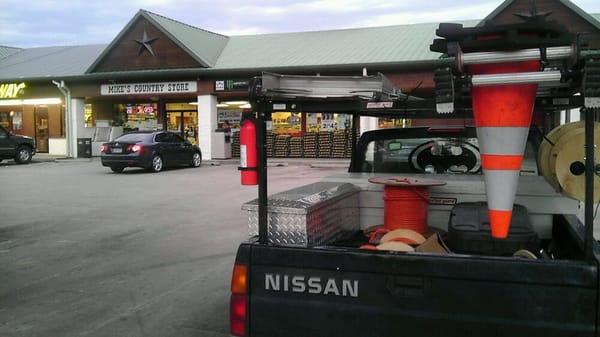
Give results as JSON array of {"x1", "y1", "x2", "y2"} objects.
[{"x1": 242, "y1": 182, "x2": 360, "y2": 214}]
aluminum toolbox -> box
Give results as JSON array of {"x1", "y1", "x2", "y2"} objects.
[{"x1": 242, "y1": 182, "x2": 360, "y2": 246}]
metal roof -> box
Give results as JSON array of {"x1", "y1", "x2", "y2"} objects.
[
  {"x1": 0, "y1": 44, "x2": 106, "y2": 80},
  {"x1": 143, "y1": 10, "x2": 229, "y2": 67},
  {"x1": 0, "y1": 8, "x2": 598, "y2": 82},
  {"x1": 86, "y1": 10, "x2": 228, "y2": 71},
  {"x1": 0, "y1": 46, "x2": 22, "y2": 60},
  {"x1": 213, "y1": 21, "x2": 476, "y2": 70}
]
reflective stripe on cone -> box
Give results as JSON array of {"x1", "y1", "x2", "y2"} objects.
[{"x1": 483, "y1": 170, "x2": 520, "y2": 238}]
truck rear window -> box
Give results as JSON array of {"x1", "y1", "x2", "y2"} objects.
[{"x1": 361, "y1": 136, "x2": 538, "y2": 175}]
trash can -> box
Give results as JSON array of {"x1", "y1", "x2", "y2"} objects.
[{"x1": 77, "y1": 138, "x2": 92, "y2": 158}]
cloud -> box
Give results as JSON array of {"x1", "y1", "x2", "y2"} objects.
[
  {"x1": 1, "y1": 0, "x2": 599, "y2": 47},
  {"x1": 358, "y1": 2, "x2": 500, "y2": 27}
]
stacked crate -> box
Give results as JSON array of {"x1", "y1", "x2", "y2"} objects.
[
  {"x1": 331, "y1": 130, "x2": 347, "y2": 158},
  {"x1": 303, "y1": 132, "x2": 318, "y2": 158},
  {"x1": 289, "y1": 137, "x2": 303, "y2": 158},
  {"x1": 231, "y1": 131, "x2": 240, "y2": 158},
  {"x1": 274, "y1": 135, "x2": 291, "y2": 157},
  {"x1": 345, "y1": 132, "x2": 353, "y2": 158},
  {"x1": 266, "y1": 131, "x2": 275, "y2": 157},
  {"x1": 318, "y1": 131, "x2": 333, "y2": 158}
]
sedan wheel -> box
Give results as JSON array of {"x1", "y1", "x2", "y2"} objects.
[
  {"x1": 151, "y1": 155, "x2": 163, "y2": 172},
  {"x1": 191, "y1": 152, "x2": 202, "y2": 167}
]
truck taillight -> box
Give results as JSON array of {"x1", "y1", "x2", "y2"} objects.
[
  {"x1": 230, "y1": 264, "x2": 248, "y2": 337},
  {"x1": 230, "y1": 294, "x2": 247, "y2": 336},
  {"x1": 231, "y1": 264, "x2": 247, "y2": 294}
]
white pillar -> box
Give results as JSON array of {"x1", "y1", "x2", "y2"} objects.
[
  {"x1": 359, "y1": 116, "x2": 378, "y2": 135},
  {"x1": 198, "y1": 94, "x2": 217, "y2": 160},
  {"x1": 70, "y1": 98, "x2": 85, "y2": 158}
]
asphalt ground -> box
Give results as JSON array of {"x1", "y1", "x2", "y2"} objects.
[{"x1": 0, "y1": 159, "x2": 345, "y2": 337}]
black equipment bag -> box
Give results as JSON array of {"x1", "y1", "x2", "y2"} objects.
[{"x1": 447, "y1": 202, "x2": 540, "y2": 256}]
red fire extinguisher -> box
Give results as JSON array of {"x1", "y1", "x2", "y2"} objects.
[{"x1": 239, "y1": 112, "x2": 257, "y2": 185}]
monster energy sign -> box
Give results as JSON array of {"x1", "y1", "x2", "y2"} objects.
[{"x1": 214, "y1": 79, "x2": 249, "y2": 92}]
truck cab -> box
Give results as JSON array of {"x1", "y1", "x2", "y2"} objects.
[{"x1": 0, "y1": 125, "x2": 35, "y2": 164}]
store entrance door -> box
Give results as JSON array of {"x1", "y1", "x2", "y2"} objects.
[
  {"x1": 34, "y1": 107, "x2": 49, "y2": 153},
  {"x1": 166, "y1": 110, "x2": 198, "y2": 145}
]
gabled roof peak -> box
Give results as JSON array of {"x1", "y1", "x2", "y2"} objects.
[{"x1": 139, "y1": 9, "x2": 229, "y2": 39}]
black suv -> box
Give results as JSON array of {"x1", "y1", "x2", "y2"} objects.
[{"x1": 0, "y1": 125, "x2": 36, "y2": 164}]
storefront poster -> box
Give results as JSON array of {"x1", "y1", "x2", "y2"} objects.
[
  {"x1": 321, "y1": 113, "x2": 334, "y2": 131},
  {"x1": 218, "y1": 109, "x2": 242, "y2": 124}
]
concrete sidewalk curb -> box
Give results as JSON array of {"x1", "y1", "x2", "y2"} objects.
[{"x1": 309, "y1": 163, "x2": 350, "y2": 168}]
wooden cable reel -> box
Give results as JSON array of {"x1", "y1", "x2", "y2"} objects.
[
  {"x1": 538, "y1": 121, "x2": 583, "y2": 189},
  {"x1": 539, "y1": 122, "x2": 600, "y2": 201}
]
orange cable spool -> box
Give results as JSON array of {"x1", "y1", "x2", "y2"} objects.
[{"x1": 368, "y1": 177, "x2": 446, "y2": 234}]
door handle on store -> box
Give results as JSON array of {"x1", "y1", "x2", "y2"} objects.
[{"x1": 387, "y1": 276, "x2": 426, "y2": 297}]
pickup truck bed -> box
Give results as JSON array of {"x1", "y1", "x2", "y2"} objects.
[{"x1": 234, "y1": 215, "x2": 599, "y2": 337}]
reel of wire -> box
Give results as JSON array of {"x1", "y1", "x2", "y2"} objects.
[{"x1": 539, "y1": 121, "x2": 600, "y2": 202}]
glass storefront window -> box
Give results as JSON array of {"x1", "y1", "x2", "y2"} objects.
[
  {"x1": 306, "y1": 113, "x2": 352, "y2": 132},
  {"x1": 84, "y1": 104, "x2": 93, "y2": 128},
  {"x1": 115, "y1": 103, "x2": 158, "y2": 131},
  {"x1": 166, "y1": 102, "x2": 198, "y2": 145},
  {"x1": 0, "y1": 110, "x2": 23, "y2": 131},
  {"x1": 378, "y1": 118, "x2": 411, "y2": 129},
  {"x1": 217, "y1": 100, "x2": 249, "y2": 129},
  {"x1": 217, "y1": 108, "x2": 242, "y2": 129},
  {"x1": 272, "y1": 112, "x2": 302, "y2": 135}
]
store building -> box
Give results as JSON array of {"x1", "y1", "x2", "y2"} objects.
[{"x1": 0, "y1": 0, "x2": 598, "y2": 158}]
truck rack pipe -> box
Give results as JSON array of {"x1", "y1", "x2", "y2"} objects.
[
  {"x1": 471, "y1": 71, "x2": 562, "y2": 87},
  {"x1": 461, "y1": 46, "x2": 574, "y2": 65},
  {"x1": 584, "y1": 107, "x2": 595, "y2": 259},
  {"x1": 257, "y1": 101, "x2": 269, "y2": 245}
]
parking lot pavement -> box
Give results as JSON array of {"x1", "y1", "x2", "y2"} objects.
[{"x1": 0, "y1": 159, "x2": 345, "y2": 337}]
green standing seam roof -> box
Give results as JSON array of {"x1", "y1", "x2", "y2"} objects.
[
  {"x1": 0, "y1": 9, "x2": 598, "y2": 82},
  {"x1": 0, "y1": 45, "x2": 106, "y2": 80},
  {"x1": 0, "y1": 46, "x2": 22, "y2": 60},
  {"x1": 143, "y1": 10, "x2": 229, "y2": 68},
  {"x1": 213, "y1": 20, "x2": 477, "y2": 70},
  {"x1": 86, "y1": 9, "x2": 228, "y2": 72}
]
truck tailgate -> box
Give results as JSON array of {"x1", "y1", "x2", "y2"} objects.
[{"x1": 246, "y1": 244, "x2": 598, "y2": 337}]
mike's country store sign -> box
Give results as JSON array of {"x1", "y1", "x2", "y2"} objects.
[
  {"x1": 0, "y1": 82, "x2": 26, "y2": 99},
  {"x1": 100, "y1": 81, "x2": 197, "y2": 96}
]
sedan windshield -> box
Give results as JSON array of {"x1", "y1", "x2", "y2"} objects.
[{"x1": 115, "y1": 133, "x2": 151, "y2": 143}]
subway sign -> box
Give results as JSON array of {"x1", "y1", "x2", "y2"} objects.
[{"x1": 0, "y1": 82, "x2": 26, "y2": 99}]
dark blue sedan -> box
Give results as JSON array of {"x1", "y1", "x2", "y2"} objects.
[{"x1": 100, "y1": 131, "x2": 202, "y2": 173}]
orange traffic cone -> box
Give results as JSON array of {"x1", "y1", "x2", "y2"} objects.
[{"x1": 469, "y1": 60, "x2": 540, "y2": 239}]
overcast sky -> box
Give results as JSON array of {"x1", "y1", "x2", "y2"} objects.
[{"x1": 1, "y1": 0, "x2": 600, "y2": 48}]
